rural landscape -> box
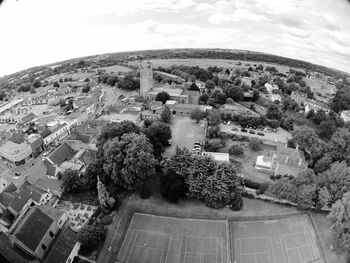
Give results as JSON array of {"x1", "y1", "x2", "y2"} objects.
[{"x1": 0, "y1": 48, "x2": 348, "y2": 263}]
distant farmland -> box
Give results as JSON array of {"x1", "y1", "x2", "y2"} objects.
[
  {"x1": 97, "y1": 64, "x2": 133, "y2": 73},
  {"x1": 129, "y1": 58, "x2": 304, "y2": 74}
]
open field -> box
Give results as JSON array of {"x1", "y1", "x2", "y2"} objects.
[
  {"x1": 97, "y1": 64, "x2": 133, "y2": 73},
  {"x1": 231, "y1": 214, "x2": 324, "y2": 263},
  {"x1": 117, "y1": 213, "x2": 229, "y2": 263},
  {"x1": 129, "y1": 59, "x2": 304, "y2": 74},
  {"x1": 165, "y1": 117, "x2": 207, "y2": 156}
]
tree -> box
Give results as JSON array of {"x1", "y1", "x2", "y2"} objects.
[
  {"x1": 97, "y1": 177, "x2": 111, "y2": 210},
  {"x1": 318, "y1": 161, "x2": 350, "y2": 204},
  {"x1": 186, "y1": 155, "x2": 217, "y2": 200},
  {"x1": 328, "y1": 128, "x2": 350, "y2": 164},
  {"x1": 317, "y1": 120, "x2": 336, "y2": 140},
  {"x1": 83, "y1": 161, "x2": 102, "y2": 189},
  {"x1": 155, "y1": 91, "x2": 170, "y2": 104},
  {"x1": 208, "y1": 110, "x2": 221, "y2": 126},
  {"x1": 82, "y1": 85, "x2": 90, "y2": 93},
  {"x1": 143, "y1": 121, "x2": 172, "y2": 157},
  {"x1": 97, "y1": 121, "x2": 140, "y2": 149},
  {"x1": 257, "y1": 64, "x2": 264, "y2": 71},
  {"x1": 160, "y1": 168, "x2": 187, "y2": 203},
  {"x1": 215, "y1": 93, "x2": 227, "y2": 104},
  {"x1": 314, "y1": 154, "x2": 333, "y2": 174},
  {"x1": 53, "y1": 81, "x2": 59, "y2": 88},
  {"x1": 205, "y1": 80, "x2": 215, "y2": 91},
  {"x1": 290, "y1": 125, "x2": 325, "y2": 162},
  {"x1": 78, "y1": 224, "x2": 106, "y2": 251},
  {"x1": 207, "y1": 126, "x2": 221, "y2": 139},
  {"x1": 103, "y1": 133, "x2": 156, "y2": 190},
  {"x1": 226, "y1": 86, "x2": 244, "y2": 101},
  {"x1": 296, "y1": 184, "x2": 316, "y2": 209},
  {"x1": 160, "y1": 105, "x2": 171, "y2": 123},
  {"x1": 248, "y1": 138, "x2": 262, "y2": 151},
  {"x1": 281, "y1": 117, "x2": 294, "y2": 131},
  {"x1": 267, "y1": 178, "x2": 298, "y2": 203},
  {"x1": 199, "y1": 93, "x2": 209, "y2": 104},
  {"x1": 252, "y1": 90, "x2": 259, "y2": 102},
  {"x1": 328, "y1": 191, "x2": 350, "y2": 249},
  {"x1": 226, "y1": 98, "x2": 234, "y2": 104},
  {"x1": 118, "y1": 75, "x2": 138, "y2": 90},
  {"x1": 32, "y1": 79, "x2": 41, "y2": 88},
  {"x1": 312, "y1": 109, "x2": 327, "y2": 125},
  {"x1": 202, "y1": 163, "x2": 243, "y2": 209},
  {"x1": 229, "y1": 145, "x2": 244, "y2": 156},
  {"x1": 266, "y1": 104, "x2": 282, "y2": 120},
  {"x1": 62, "y1": 169, "x2": 81, "y2": 193},
  {"x1": 190, "y1": 108, "x2": 205, "y2": 123}
]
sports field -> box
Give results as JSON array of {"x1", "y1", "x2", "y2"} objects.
[
  {"x1": 117, "y1": 213, "x2": 229, "y2": 263},
  {"x1": 230, "y1": 214, "x2": 324, "y2": 263}
]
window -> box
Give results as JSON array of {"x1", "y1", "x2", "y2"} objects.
[
  {"x1": 41, "y1": 244, "x2": 47, "y2": 251},
  {"x1": 49, "y1": 231, "x2": 54, "y2": 238}
]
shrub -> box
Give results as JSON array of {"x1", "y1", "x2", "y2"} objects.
[
  {"x1": 241, "y1": 191, "x2": 255, "y2": 199},
  {"x1": 256, "y1": 183, "x2": 269, "y2": 195},
  {"x1": 244, "y1": 178, "x2": 261, "y2": 189},
  {"x1": 229, "y1": 145, "x2": 244, "y2": 156},
  {"x1": 248, "y1": 138, "x2": 262, "y2": 151},
  {"x1": 100, "y1": 214, "x2": 113, "y2": 225}
]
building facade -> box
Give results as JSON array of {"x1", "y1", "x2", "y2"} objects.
[{"x1": 139, "y1": 62, "x2": 154, "y2": 96}]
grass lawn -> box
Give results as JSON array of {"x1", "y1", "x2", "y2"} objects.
[
  {"x1": 97, "y1": 64, "x2": 133, "y2": 73},
  {"x1": 221, "y1": 140, "x2": 275, "y2": 183}
]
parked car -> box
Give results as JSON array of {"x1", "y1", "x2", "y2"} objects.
[
  {"x1": 249, "y1": 130, "x2": 256, "y2": 134},
  {"x1": 194, "y1": 142, "x2": 201, "y2": 146},
  {"x1": 257, "y1": 132, "x2": 265, "y2": 136},
  {"x1": 14, "y1": 172, "x2": 21, "y2": 177},
  {"x1": 227, "y1": 121, "x2": 231, "y2": 126},
  {"x1": 231, "y1": 127, "x2": 239, "y2": 131},
  {"x1": 241, "y1": 128, "x2": 247, "y2": 132}
]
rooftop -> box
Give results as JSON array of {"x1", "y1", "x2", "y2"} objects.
[
  {"x1": 48, "y1": 143, "x2": 76, "y2": 166},
  {"x1": 42, "y1": 226, "x2": 78, "y2": 263},
  {"x1": 13, "y1": 207, "x2": 54, "y2": 252},
  {"x1": 203, "y1": 152, "x2": 229, "y2": 162},
  {"x1": 0, "y1": 141, "x2": 32, "y2": 163}
]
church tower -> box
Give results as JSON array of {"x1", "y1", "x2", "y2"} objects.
[{"x1": 139, "y1": 62, "x2": 154, "y2": 96}]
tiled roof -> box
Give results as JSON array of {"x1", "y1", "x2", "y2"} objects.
[
  {"x1": 39, "y1": 205, "x2": 64, "y2": 223},
  {"x1": 42, "y1": 226, "x2": 78, "y2": 263},
  {"x1": 8, "y1": 188, "x2": 31, "y2": 213},
  {"x1": 48, "y1": 143, "x2": 76, "y2": 166},
  {"x1": 0, "y1": 192, "x2": 16, "y2": 207},
  {"x1": 14, "y1": 207, "x2": 54, "y2": 252},
  {"x1": 276, "y1": 146, "x2": 307, "y2": 169},
  {"x1": 11, "y1": 132, "x2": 25, "y2": 144},
  {"x1": 24, "y1": 162, "x2": 47, "y2": 184},
  {"x1": 35, "y1": 177, "x2": 63, "y2": 192},
  {"x1": 0, "y1": 232, "x2": 37, "y2": 263}
]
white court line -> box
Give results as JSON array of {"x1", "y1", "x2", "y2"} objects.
[
  {"x1": 133, "y1": 212, "x2": 227, "y2": 223},
  {"x1": 233, "y1": 236, "x2": 267, "y2": 241},
  {"x1": 142, "y1": 247, "x2": 148, "y2": 263},
  {"x1": 120, "y1": 214, "x2": 137, "y2": 260},
  {"x1": 127, "y1": 230, "x2": 140, "y2": 263},
  {"x1": 122, "y1": 229, "x2": 135, "y2": 261},
  {"x1": 305, "y1": 231, "x2": 317, "y2": 260},
  {"x1": 268, "y1": 237, "x2": 277, "y2": 263},
  {"x1": 281, "y1": 235, "x2": 291, "y2": 263}
]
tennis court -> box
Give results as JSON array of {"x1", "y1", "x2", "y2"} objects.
[
  {"x1": 117, "y1": 213, "x2": 229, "y2": 263},
  {"x1": 230, "y1": 214, "x2": 324, "y2": 263}
]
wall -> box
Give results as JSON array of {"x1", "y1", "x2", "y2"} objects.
[{"x1": 34, "y1": 222, "x2": 60, "y2": 259}]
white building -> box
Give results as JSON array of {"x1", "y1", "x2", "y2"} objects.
[
  {"x1": 341, "y1": 110, "x2": 350, "y2": 123},
  {"x1": 202, "y1": 152, "x2": 229, "y2": 162}
]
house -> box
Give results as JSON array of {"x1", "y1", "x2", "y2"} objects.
[
  {"x1": 275, "y1": 146, "x2": 307, "y2": 177},
  {"x1": 0, "y1": 141, "x2": 33, "y2": 166},
  {"x1": 10, "y1": 207, "x2": 60, "y2": 260},
  {"x1": 264, "y1": 83, "x2": 279, "y2": 94},
  {"x1": 42, "y1": 227, "x2": 79, "y2": 263},
  {"x1": 304, "y1": 99, "x2": 330, "y2": 114},
  {"x1": 0, "y1": 183, "x2": 32, "y2": 218},
  {"x1": 140, "y1": 110, "x2": 161, "y2": 121},
  {"x1": 290, "y1": 91, "x2": 307, "y2": 106},
  {"x1": 26, "y1": 134, "x2": 44, "y2": 158},
  {"x1": 20, "y1": 113, "x2": 37, "y2": 125},
  {"x1": 270, "y1": 93, "x2": 282, "y2": 103},
  {"x1": 340, "y1": 110, "x2": 350, "y2": 123},
  {"x1": 171, "y1": 104, "x2": 200, "y2": 116},
  {"x1": 202, "y1": 152, "x2": 229, "y2": 162},
  {"x1": 255, "y1": 146, "x2": 307, "y2": 177},
  {"x1": 182, "y1": 90, "x2": 200, "y2": 104}
]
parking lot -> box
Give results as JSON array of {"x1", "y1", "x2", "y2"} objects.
[
  {"x1": 165, "y1": 117, "x2": 207, "y2": 157},
  {"x1": 220, "y1": 123, "x2": 291, "y2": 144}
]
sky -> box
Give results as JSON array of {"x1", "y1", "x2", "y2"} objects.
[{"x1": 0, "y1": 0, "x2": 350, "y2": 76}]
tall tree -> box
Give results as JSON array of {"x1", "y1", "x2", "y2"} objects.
[
  {"x1": 328, "y1": 191, "x2": 350, "y2": 249},
  {"x1": 143, "y1": 121, "x2": 172, "y2": 157},
  {"x1": 155, "y1": 91, "x2": 170, "y2": 104},
  {"x1": 190, "y1": 108, "x2": 205, "y2": 123},
  {"x1": 205, "y1": 80, "x2": 216, "y2": 91},
  {"x1": 160, "y1": 168, "x2": 187, "y2": 203},
  {"x1": 160, "y1": 105, "x2": 172, "y2": 123},
  {"x1": 78, "y1": 224, "x2": 106, "y2": 251},
  {"x1": 266, "y1": 104, "x2": 282, "y2": 120},
  {"x1": 103, "y1": 133, "x2": 156, "y2": 190}
]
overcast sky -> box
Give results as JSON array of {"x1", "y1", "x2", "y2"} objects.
[{"x1": 0, "y1": 0, "x2": 350, "y2": 76}]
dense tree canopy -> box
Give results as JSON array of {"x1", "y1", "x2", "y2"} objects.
[
  {"x1": 143, "y1": 121, "x2": 172, "y2": 157},
  {"x1": 103, "y1": 133, "x2": 156, "y2": 190},
  {"x1": 155, "y1": 91, "x2": 170, "y2": 104},
  {"x1": 190, "y1": 108, "x2": 205, "y2": 123}
]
